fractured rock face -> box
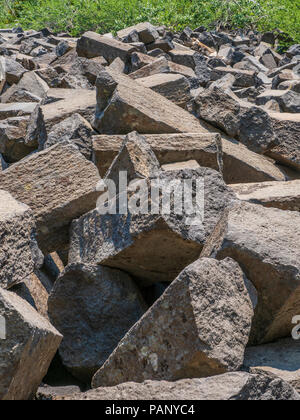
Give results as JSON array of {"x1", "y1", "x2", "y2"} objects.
[
  {"x1": 48, "y1": 263, "x2": 147, "y2": 383},
  {"x1": 0, "y1": 288, "x2": 62, "y2": 400},
  {"x1": 0, "y1": 190, "x2": 40, "y2": 289},
  {"x1": 69, "y1": 167, "x2": 236, "y2": 285},
  {"x1": 59, "y1": 372, "x2": 300, "y2": 401},
  {"x1": 0, "y1": 144, "x2": 101, "y2": 254},
  {"x1": 201, "y1": 201, "x2": 300, "y2": 345},
  {"x1": 92, "y1": 257, "x2": 255, "y2": 387}
]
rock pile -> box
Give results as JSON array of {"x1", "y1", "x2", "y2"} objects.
[{"x1": 0, "y1": 22, "x2": 300, "y2": 400}]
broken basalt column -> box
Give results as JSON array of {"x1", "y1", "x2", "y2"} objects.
[
  {"x1": 59, "y1": 372, "x2": 300, "y2": 401},
  {"x1": 92, "y1": 257, "x2": 256, "y2": 387},
  {"x1": 0, "y1": 190, "x2": 41, "y2": 289},
  {"x1": 69, "y1": 167, "x2": 236, "y2": 285},
  {"x1": 93, "y1": 69, "x2": 212, "y2": 135},
  {"x1": 0, "y1": 288, "x2": 62, "y2": 400},
  {"x1": 230, "y1": 180, "x2": 300, "y2": 212},
  {"x1": 48, "y1": 263, "x2": 147, "y2": 383},
  {"x1": 201, "y1": 201, "x2": 300, "y2": 345}
]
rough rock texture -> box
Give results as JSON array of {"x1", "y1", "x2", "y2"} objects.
[
  {"x1": 0, "y1": 288, "x2": 62, "y2": 400},
  {"x1": 44, "y1": 113, "x2": 94, "y2": 159},
  {"x1": 93, "y1": 69, "x2": 211, "y2": 134},
  {"x1": 48, "y1": 263, "x2": 147, "y2": 383},
  {"x1": 77, "y1": 31, "x2": 136, "y2": 63},
  {"x1": 92, "y1": 257, "x2": 255, "y2": 387},
  {"x1": 195, "y1": 87, "x2": 275, "y2": 154},
  {"x1": 0, "y1": 116, "x2": 34, "y2": 163},
  {"x1": 201, "y1": 201, "x2": 300, "y2": 345},
  {"x1": 266, "y1": 113, "x2": 300, "y2": 172},
  {"x1": 230, "y1": 180, "x2": 300, "y2": 211},
  {"x1": 92, "y1": 132, "x2": 222, "y2": 178},
  {"x1": 137, "y1": 73, "x2": 191, "y2": 108},
  {"x1": 0, "y1": 190, "x2": 40, "y2": 289},
  {"x1": 244, "y1": 338, "x2": 300, "y2": 392},
  {"x1": 57, "y1": 372, "x2": 300, "y2": 400},
  {"x1": 11, "y1": 270, "x2": 53, "y2": 319},
  {"x1": 69, "y1": 168, "x2": 236, "y2": 285},
  {"x1": 0, "y1": 144, "x2": 101, "y2": 253}
]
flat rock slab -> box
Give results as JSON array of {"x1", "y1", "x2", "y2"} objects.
[
  {"x1": 48, "y1": 263, "x2": 147, "y2": 383},
  {"x1": 0, "y1": 288, "x2": 62, "y2": 400},
  {"x1": 202, "y1": 201, "x2": 300, "y2": 345},
  {"x1": 0, "y1": 190, "x2": 39, "y2": 289},
  {"x1": 230, "y1": 180, "x2": 300, "y2": 211},
  {"x1": 69, "y1": 168, "x2": 236, "y2": 285},
  {"x1": 244, "y1": 338, "x2": 300, "y2": 393},
  {"x1": 93, "y1": 69, "x2": 212, "y2": 135},
  {"x1": 57, "y1": 373, "x2": 300, "y2": 400},
  {"x1": 92, "y1": 258, "x2": 255, "y2": 387},
  {"x1": 92, "y1": 133, "x2": 222, "y2": 177},
  {"x1": 0, "y1": 143, "x2": 101, "y2": 254}
]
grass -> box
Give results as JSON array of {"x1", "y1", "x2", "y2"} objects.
[{"x1": 0, "y1": 0, "x2": 299, "y2": 46}]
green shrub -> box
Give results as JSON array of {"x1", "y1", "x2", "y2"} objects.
[{"x1": 0, "y1": 0, "x2": 299, "y2": 45}]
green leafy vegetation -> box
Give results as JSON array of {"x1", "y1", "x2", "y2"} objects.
[{"x1": 0, "y1": 0, "x2": 299, "y2": 44}]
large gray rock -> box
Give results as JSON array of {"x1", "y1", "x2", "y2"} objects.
[
  {"x1": 0, "y1": 56, "x2": 26, "y2": 84},
  {"x1": 201, "y1": 201, "x2": 300, "y2": 345},
  {"x1": 0, "y1": 143, "x2": 101, "y2": 254},
  {"x1": 0, "y1": 288, "x2": 62, "y2": 400},
  {"x1": 44, "y1": 113, "x2": 94, "y2": 159},
  {"x1": 92, "y1": 132, "x2": 222, "y2": 178},
  {"x1": 256, "y1": 89, "x2": 300, "y2": 113},
  {"x1": 266, "y1": 113, "x2": 300, "y2": 172},
  {"x1": 0, "y1": 116, "x2": 34, "y2": 163},
  {"x1": 92, "y1": 257, "x2": 255, "y2": 387},
  {"x1": 69, "y1": 167, "x2": 236, "y2": 285},
  {"x1": 77, "y1": 31, "x2": 136, "y2": 63},
  {"x1": 0, "y1": 102, "x2": 36, "y2": 120},
  {"x1": 0, "y1": 190, "x2": 40, "y2": 289},
  {"x1": 48, "y1": 263, "x2": 147, "y2": 383},
  {"x1": 195, "y1": 87, "x2": 275, "y2": 154},
  {"x1": 58, "y1": 372, "x2": 300, "y2": 400},
  {"x1": 117, "y1": 22, "x2": 159, "y2": 44},
  {"x1": 230, "y1": 180, "x2": 300, "y2": 212},
  {"x1": 93, "y1": 69, "x2": 211, "y2": 135}
]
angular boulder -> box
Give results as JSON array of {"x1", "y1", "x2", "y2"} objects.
[
  {"x1": 92, "y1": 257, "x2": 255, "y2": 387},
  {"x1": 0, "y1": 190, "x2": 40, "y2": 289},
  {"x1": 201, "y1": 201, "x2": 300, "y2": 345},
  {"x1": 230, "y1": 180, "x2": 300, "y2": 211},
  {"x1": 0, "y1": 288, "x2": 62, "y2": 400},
  {"x1": 48, "y1": 263, "x2": 147, "y2": 383},
  {"x1": 0, "y1": 144, "x2": 101, "y2": 254},
  {"x1": 69, "y1": 167, "x2": 236, "y2": 285},
  {"x1": 93, "y1": 69, "x2": 211, "y2": 135},
  {"x1": 59, "y1": 372, "x2": 300, "y2": 401},
  {"x1": 92, "y1": 132, "x2": 222, "y2": 178},
  {"x1": 77, "y1": 31, "x2": 136, "y2": 63},
  {"x1": 44, "y1": 113, "x2": 94, "y2": 159}
]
